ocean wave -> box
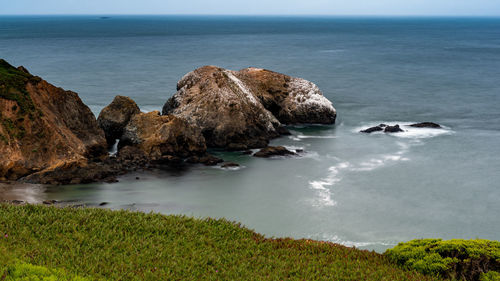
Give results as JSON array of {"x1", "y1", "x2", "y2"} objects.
[
  {"x1": 314, "y1": 234, "x2": 396, "y2": 248},
  {"x1": 296, "y1": 135, "x2": 337, "y2": 139},
  {"x1": 309, "y1": 162, "x2": 351, "y2": 207},
  {"x1": 289, "y1": 134, "x2": 337, "y2": 141},
  {"x1": 213, "y1": 165, "x2": 245, "y2": 171},
  {"x1": 308, "y1": 139, "x2": 414, "y2": 206}
]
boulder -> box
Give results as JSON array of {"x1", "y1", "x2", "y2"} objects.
[
  {"x1": 236, "y1": 67, "x2": 336, "y2": 124},
  {"x1": 409, "y1": 122, "x2": 441, "y2": 128},
  {"x1": 162, "y1": 66, "x2": 282, "y2": 150},
  {"x1": 120, "y1": 111, "x2": 207, "y2": 162},
  {"x1": 97, "y1": 95, "x2": 140, "y2": 147},
  {"x1": 253, "y1": 146, "x2": 297, "y2": 158},
  {"x1": 384, "y1": 124, "x2": 404, "y2": 133},
  {"x1": 0, "y1": 59, "x2": 107, "y2": 181}
]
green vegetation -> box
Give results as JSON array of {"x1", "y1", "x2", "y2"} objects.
[
  {"x1": 0, "y1": 59, "x2": 42, "y2": 141},
  {"x1": 1, "y1": 117, "x2": 26, "y2": 140},
  {"x1": 0, "y1": 59, "x2": 39, "y2": 117},
  {"x1": 481, "y1": 271, "x2": 500, "y2": 281},
  {"x1": 1, "y1": 261, "x2": 88, "y2": 281},
  {"x1": 385, "y1": 239, "x2": 500, "y2": 281},
  {"x1": 0, "y1": 204, "x2": 438, "y2": 281}
]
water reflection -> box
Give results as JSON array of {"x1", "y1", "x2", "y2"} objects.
[{"x1": 0, "y1": 183, "x2": 47, "y2": 203}]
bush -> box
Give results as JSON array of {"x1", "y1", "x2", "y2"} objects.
[
  {"x1": 1, "y1": 262, "x2": 88, "y2": 281},
  {"x1": 384, "y1": 239, "x2": 500, "y2": 280},
  {"x1": 480, "y1": 271, "x2": 500, "y2": 281}
]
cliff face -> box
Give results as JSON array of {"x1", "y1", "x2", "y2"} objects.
[{"x1": 0, "y1": 59, "x2": 107, "y2": 181}]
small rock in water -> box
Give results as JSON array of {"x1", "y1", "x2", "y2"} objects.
[
  {"x1": 135, "y1": 176, "x2": 140, "y2": 180},
  {"x1": 42, "y1": 200, "x2": 57, "y2": 205},
  {"x1": 253, "y1": 146, "x2": 297, "y2": 158},
  {"x1": 360, "y1": 126, "x2": 384, "y2": 133},
  {"x1": 199, "y1": 155, "x2": 224, "y2": 166},
  {"x1": 384, "y1": 124, "x2": 404, "y2": 133},
  {"x1": 99, "y1": 202, "x2": 109, "y2": 206},
  {"x1": 221, "y1": 162, "x2": 240, "y2": 168},
  {"x1": 241, "y1": 150, "x2": 253, "y2": 155},
  {"x1": 295, "y1": 149, "x2": 304, "y2": 153},
  {"x1": 409, "y1": 122, "x2": 441, "y2": 128}
]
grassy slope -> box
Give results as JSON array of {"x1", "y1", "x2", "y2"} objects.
[{"x1": 0, "y1": 204, "x2": 440, "y2": 280}]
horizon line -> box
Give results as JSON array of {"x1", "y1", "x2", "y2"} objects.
[{"x1": 1, "y1": 14, "x2": 500, "y2": 18}]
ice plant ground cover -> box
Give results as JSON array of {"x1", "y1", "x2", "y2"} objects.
[{"x1": 0, "y1": 204, "x2": 439, "y2": 280}]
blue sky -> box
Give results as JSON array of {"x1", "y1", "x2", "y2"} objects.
[{"x1": 3, "y1": 0, "x2": 500, "y2": 16}]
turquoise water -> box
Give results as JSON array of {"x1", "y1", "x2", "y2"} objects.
[{"x1": 1, "y1": 16, "x2": 499, "y2": 251}]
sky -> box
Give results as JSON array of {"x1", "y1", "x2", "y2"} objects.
[{"x1": 2, "y1": 0, "x2": 500, "y2": 16}]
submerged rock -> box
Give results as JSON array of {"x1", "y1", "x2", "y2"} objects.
[
  {"x1": 361, "y1": 124, "x2": 404, "y2": 134},
  {"x1": 162, "y1": 66, "x2": 336, "y2": 150},
  {"x1": 409, "y1": 122, "x2": 441, "y2": 128},
  {"x1": 253, "y1": 146, "x2": 297, "y2": 158},
  {"x1": 360, "y1": 125, "x2": 384, "y2": 133},
  {"x1": 221, "y1": 162, "x2": 240, "y2": 168},
  {"x1": 0, "y1": 59, "x2": 107, "y2": 182},
  {"x1": 97, "y1": 95, "x2": 141, "y2": 147}
]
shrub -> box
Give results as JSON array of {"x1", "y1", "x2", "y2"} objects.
[
  {"x1": 385, "y1": 239, "x2": 500, "y2": 280},
  {"x1": 1, "y1": 261, "x2": 88, "y2": 281}
]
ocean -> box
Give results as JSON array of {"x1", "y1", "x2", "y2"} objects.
[{"x1": 1, "y1": 15, "x2": 499, "y2": 251}]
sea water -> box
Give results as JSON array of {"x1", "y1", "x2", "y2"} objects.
[{"x1": 1, "y1": 16, "x2": 499, "y2": 251}]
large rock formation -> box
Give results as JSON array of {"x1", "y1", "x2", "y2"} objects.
[
  {"x1": 162, "y1": 66, "x2": 336, "y2": 150},
  {"x1": 120, "y1": 111, "x2": 207, "y2": 163},
  {"x1": 97, "y1": 95, "x2": 141, "y2": 147},
  {"x1": 162, "y1": 66, "x2": 282, "y2": 150},
  {"x1": 0, "y1": 59, "x2": 107, "y2": 181},
  {"x1": 236, "y1": 67, "x2": 336, "y2": 124}
]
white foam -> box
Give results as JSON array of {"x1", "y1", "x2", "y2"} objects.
[
  {"x1": 316, "y1": 234, "x2": 396, "y2": 248},
  {"x1": 109, "y1": 139, "x2": 119, "y2": 156},
  {"x1": 351, "y1": 154, "x2": 410, "y2": 172},
  {"x1": 284, "y1": 145, "x2": 304, "y2": 151},
  {"x1": 296, "y1": 135, "x2": 337, "y2": 139},
  {"x1": 212, "y1": 165, "x2": 245, "y2": 171},
  {"x1": 309, "y1": 162, "x2": 351, "y2": 207}
]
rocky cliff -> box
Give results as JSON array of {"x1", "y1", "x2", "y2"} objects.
[{"x1": 0, "y1": 59, "x2": 107, "y2": 181}]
